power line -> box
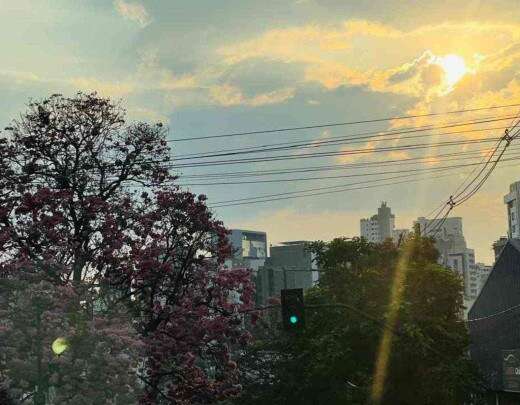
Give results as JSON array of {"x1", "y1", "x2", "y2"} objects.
[
  {"x1": 173, "y1": 123, "x2": 510, "y2": 162},
  {"x1": 172, "y1": 115, "x2": 516, "y2": 159},
  {"x1": 423, "y1": 120, "x2": 520, "y2": 236},
  {"x1": 177, "y1": 155, "x2": 520, "y2": 187},
  {"x1": 177, "y1": 145, "x2": 520, "y2": 180},
  {"x1": 169, "y1": 102, "x2": 520, "y2": 142},
  {"x1": 168, "y1": 137, "x2": 502, "y2": 169},
  {"x1": 208, "y1": 159, "x2": 520, "y2": 208},
  {"x1": 467, "y1": 302, "x2": 520, "y2": 323}
]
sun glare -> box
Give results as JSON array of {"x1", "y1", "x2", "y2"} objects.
[{"x1": 437, "y1": 54, "x2": 468, "y2": 88}]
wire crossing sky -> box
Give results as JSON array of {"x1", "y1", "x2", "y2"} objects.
[{"x1": 3, "y1": 0, "x2": 520, "y2": 263}]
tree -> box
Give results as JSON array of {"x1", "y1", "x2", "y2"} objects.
[
  {"x1": 0, "y1": 276, "x2": 142, "y2": 404},
  {"x1": 0, "y1": 93, "x2": 254, "y2": 404},
  {"x1": 235, "y1": 236, "x2": 483, "y2": 405}
]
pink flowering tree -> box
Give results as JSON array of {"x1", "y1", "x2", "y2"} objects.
[
  {"x1": 0, "y1": 276, "x2": 142, "y2": 404},
  {"x1": 0, "y1": 93, "x2": 255, "y2": 404}
]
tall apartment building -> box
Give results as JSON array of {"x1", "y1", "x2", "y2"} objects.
[
  {"x1": 226, "y1": 229, "x2": 268, "y2": 274},
  {"x1": 414, "y1": 216, "x2": 476, "y2": 300},
  {"x1": 504, "y1": 180, "x2": 520, "y2": 239},
  {"x1": 255, "y1": 241, "x2": 316, "y2": 306},
  {"x1": 360, "y1": 202, "x2": 396, "y2": 243}
]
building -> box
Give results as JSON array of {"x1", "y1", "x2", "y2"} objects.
[
  {"x1": 226, "y1": 229, "x2": 268, "y2": 274},
  {"x1": 469, "y1": 239, "x2": 520, "y2": 404},
  {"x1": 493, "y1": 237, "x2": 509, "y2": 262},
  {"x1": 392, "y1": 228, "x2": 411, "y2": 244},
  {"x1": 360, "y1": 202, "x2": 395, "y2": 243},
  {"x1": 504, "y1": 181, "x2": 520, "y2": 239},
  {"x1": 414, "y1": 216, "x2": 477, "y2": 301},
  {"x1": 255, "y1": 241, "x2": 316, "y2": 306},
  {"x1": 465, "y1": 263, "x2": 492, "y2": 314},
  {"x1": 473, "y1": 263, "x2": 492, "y2": 296}
]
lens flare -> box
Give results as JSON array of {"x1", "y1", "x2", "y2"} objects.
[
  {"x1": 370, "y1": 239, "x2": 414, "y2": 404},
  {"x1": 52, "y1": 337, "x2": 69, "y2": 355}
]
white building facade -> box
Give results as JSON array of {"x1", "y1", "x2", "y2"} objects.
[
  {"x1": 360, "y1": 202, "x2": 395, "y2": 243},
  {"x1": 414, "y1": 216, "x2": 478, "y2": 301},
  {"x1": 226, "y1": 229, "x2": 268, "y2": 274},
  {"x1": 504, "y1": 180, "x2": 520, "y2": 239}
]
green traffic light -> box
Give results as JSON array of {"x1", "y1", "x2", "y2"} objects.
[{"x1": 289, "y1": 315, "x2": 298, "y2": 324}]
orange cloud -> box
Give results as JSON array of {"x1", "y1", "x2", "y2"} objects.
[
  {"x1": 209, "y1": 84, "x2": 295, "y2": 107},
  {"x1": 69, "y1": 77, "x2": 136, "y2": 97}
]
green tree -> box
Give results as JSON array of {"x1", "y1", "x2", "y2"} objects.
[{"x1": 236, "y1": 236, "x2": 483, "y2": 405}]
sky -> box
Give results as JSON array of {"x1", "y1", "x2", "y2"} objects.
[{"x1": 2, "y1": 0, "x2": 520, "y2": 264}]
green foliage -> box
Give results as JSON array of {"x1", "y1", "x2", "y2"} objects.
[{"x1": 235, "y1": 236, "x2": 484, "y2": 405}]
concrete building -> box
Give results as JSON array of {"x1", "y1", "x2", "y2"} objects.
[
  {"x1": 504, "y1": 180, "x2": 520, "y2": 239},
  {"x1": 414, "y1": 216, "x2": 477, "y2": 301},
  {"x1": 226, "y1": 229, "x2": 268, "y2": 274},
  {"x1": 392, "y1": 228, "x2": 411, "y2": 244},
  {"x1": 475, "y1": 262, "x2": 492, "y2": 293},
  {"x1": 493, "y1": 237, "x2": 509, "y2": 262},
  {"x1": 255, "y1": 241, "x2": 316, "y2": 306},
  {"x1": 360, "y1": 202, "x2": 395, "y2": 243},
  {"x1": 465, "y1": 262, "x2": 492, "y2": 304}
]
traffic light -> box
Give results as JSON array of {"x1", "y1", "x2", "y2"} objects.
[{"x1": 281, "y1": 288, "x2": 305, "y2": 331}]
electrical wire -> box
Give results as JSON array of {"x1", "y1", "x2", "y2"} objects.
[
  {"x1": 168, "y1": 102, "x2": 520, "y2": 142},
  {"x1": 177, "y1": 145, "x2": 520, "y2": 180},
  {"x1": 168, "y1": 137, "x2": 502, "y2": 169},
  {"x1": 176, "y1": 155, "x2": 520, "y2": 187},
  {"x1": 172, "y1": 115, "x2": 516, "y2": 160},
  {"x1": 207, "y1": 158, "x2": 520, "y2": 208}
]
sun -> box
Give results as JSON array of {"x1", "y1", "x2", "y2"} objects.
[{"x1": 436, "y1": 54, "x2": 468, "y2": 88}]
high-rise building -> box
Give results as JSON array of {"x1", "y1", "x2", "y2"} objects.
[
  {"x1": 504, "y1": 180, "x2": 520, "y2": 239},
  {"x1": 414, "y1": 216, "x2": 477, "y2": 301},
  {"x1": 360, "y1": 202, "x2": 395, "y2": 243},
  {"x1": 226, "y1": 229, "x2": 268, "y2": 274},
  {"x1": 255, "y1": 241, "x2": 316, "y2": 306}
]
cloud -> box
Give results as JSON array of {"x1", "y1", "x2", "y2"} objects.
[
  {"x1": 114, "y1": 0, "x2": 151, "y2": 27},
  {"x1": 69, "y1": 77, "x2": 136, "y2": 97},
  {"x1": 343, "y1": 19, "x2": 401, "y2": 38},
  {"x1": 0, "y1": 70, "x2": 42, "y2": 84},
  {"x1": 217, "y1": 19, "x2": 520, "y2": 99},
  {"x1": 388, "y1": 51, "x2": 435, "y2": 84},
  {"x1": 126, "y1": 106, "x2": 170, "y2": 124},
  {"x1": 209, "y1": 84, "x2": 295, "y2": 107},
  {"x1": 336, "y1": 141, "x2": 377, "y2": 164},
  {"x1": 218, "y1": 26, "x2": 353, "y2": 65}
]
